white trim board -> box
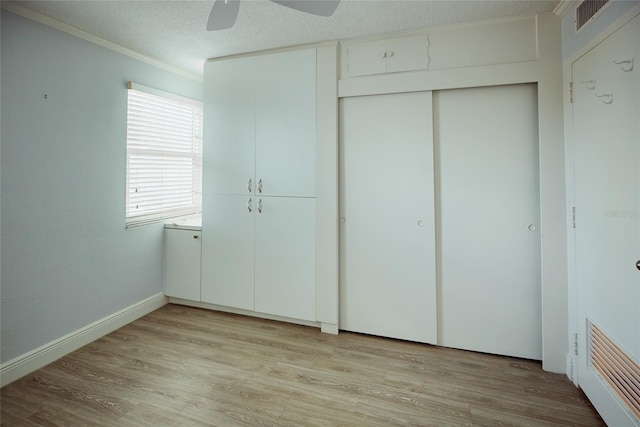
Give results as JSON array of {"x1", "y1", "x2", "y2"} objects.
[
  {"x1": 554, "y1": 0, "x2": 577, "y2": 18},
  {"x1": 168, "y1": 297, "x2": 321, "y2": 329},
  {"x1": 0, "y1": 293, "x2": 168, "y2": 387},
  {"x1": 0, "y1": 1, "x2": 202, "y2": 83}
]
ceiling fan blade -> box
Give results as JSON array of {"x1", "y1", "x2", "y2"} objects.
[
  {"x1": 207, "y1": 0, "x2": 240, "y2": 31},
  {"x1": 270, "y1": 0, "x2": 340, "y2": 17}
]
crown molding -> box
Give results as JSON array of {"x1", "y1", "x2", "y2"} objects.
[
  {"x1": 1, "y1": 1, "x2": 202, "y2": 83},
  {"x1": 553, "y1": 0, "x2": 577, "y2": 18}
]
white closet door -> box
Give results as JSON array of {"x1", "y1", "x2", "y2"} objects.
[
  {"x1": 339, "y1": 91, "x2": 437, "y2": 344},
  {"x1": 204, "y1": 57, "x2": 256, "y2": 195},
  {"x1": 255, "y1": 49, "x2": 316, "y2": 197},
  {"x1": 573, "y1": 15, "x2": 639, "y2": 426},
  {"x1": 437, "y1": 84, "x2": 541, "y2": 360},
  {"x1": 254, "y1": 197, "x2": 316, "y2": 321},
  {"x1": 201, "y1": 194, "x2": 255, "y2": 310}
]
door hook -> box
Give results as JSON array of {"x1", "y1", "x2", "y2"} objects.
[
  {"x1": 594, "y1": 92, "x2": 613, "y2": 104},
  {"x1": 613, "y1": 58, "x2": 634, "y2": 72},
  {"x1": 580, "y1": 80, "x2": 596, "y2": 90}
]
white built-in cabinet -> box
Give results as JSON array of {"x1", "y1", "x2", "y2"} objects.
[
  {"x1": 205, "y1": 50, "x2": 316, "y2": 197},
  {"x1": 201, "y1": 48, "x2": 317, "y2": 322},
  {"x1": 164, "y1": 228, "x2": 202, "y2": 301},
  {"x1": 345, "y1": 34, "x2": 429, "y2": 77}
]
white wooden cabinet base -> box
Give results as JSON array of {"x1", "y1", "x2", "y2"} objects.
[{"x1": 167, "y1": 297, "x2": 329, "y2": 331}]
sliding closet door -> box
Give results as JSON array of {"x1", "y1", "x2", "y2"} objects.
[
  {"x1": 436, "y1": 84, "x2": 541, "y2": 360},
  {"x1": 339, "y1": 91, "x2": 437, "y2": 343}
]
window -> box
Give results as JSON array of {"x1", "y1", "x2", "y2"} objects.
[{"x1": 125, "y1": 82, "x2": 203, "y2": 227}]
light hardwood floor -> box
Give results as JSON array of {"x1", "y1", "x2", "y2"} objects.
[{"x1": 1, "y1": 304, "x2": 604, "y2": 426}]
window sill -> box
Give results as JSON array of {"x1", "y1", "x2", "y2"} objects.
[{"x1": 164, "y1": 214, "x2": 202, "y2": 231}]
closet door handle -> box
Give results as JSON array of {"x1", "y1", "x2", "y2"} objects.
[
  {"x1": 248, "y1": 178, "x2": 252, "y2": 193},
  {"x1": 258, "y1": 199, "x2": 263, "y2": 214},
  {"x1": 248, "y1": 198, "x2": 252, "y2": 212},
  {"x1": 258, "y1": 179, "x2": 263, "y2": 194}
]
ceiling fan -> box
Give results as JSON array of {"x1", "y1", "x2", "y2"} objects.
[{"x1": 207, "y1": 0, "x2": 340, "y2": 31}]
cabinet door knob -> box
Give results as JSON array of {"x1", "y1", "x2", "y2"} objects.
[
  {"x1": 248, "y1": 178, "x2": 252, "y2": 193},
  {"x1": 258, "y1": 178, "x2": 263, "y2": 193},
  {"x1": 387, "y1": 51, "x2": 394, "y2": 58},
  {"x1": 380, "y1": 51, "x2": 387, "y2": 59},
  {"x1": 258, "y1": 199, "x2": 263, "y2": 213},
  {"x1": 248, "y1": 198, "x2": 253, "y2": 212},
  {"x1": 193, "y1": 235, "x2": 199, "y2": 239}
]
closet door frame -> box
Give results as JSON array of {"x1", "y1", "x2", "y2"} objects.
[{"x1": 337, "y1": 13, "x2": 565, "y2": 372}]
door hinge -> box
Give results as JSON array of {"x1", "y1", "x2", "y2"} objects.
[
  {"x1": 569, "y1": 81, "x2": 574, "y2": 103},
  {"x1": 572, "y1": 206, "x2": 576, "y2": 229},
  {"x1": 573, "y1": 333, "x2": 578, "y2": 356}
]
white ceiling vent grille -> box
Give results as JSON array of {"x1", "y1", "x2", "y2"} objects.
[
  {"x1": 588, "y1": 320, "x2": 640, "y2": 420},
  {"x1": 576, "y1": 0, "x2": 610, "y2": 31}
]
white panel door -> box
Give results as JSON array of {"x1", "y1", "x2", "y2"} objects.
[
  {"x1": 204, "y1": 57, "x2": 256, "y2": 195},
  {"x1": 254, "y1": 197, "x2": 316, "y2": 321},
  {"x1": 573, "y1": 15, "x2": 640, "y2": 426},
  {"x1": 255, "y1": 49, "x2": 316, "y2": 197},
  {"x1": 437, "y1": 84, "x2": 542, "y2": 360},
  {"x1": 340, "y1": 91, "x2": 437, "y2": 344},
  {"x1": 201, "y1": 194, "x2": 255, "y2": 310}
]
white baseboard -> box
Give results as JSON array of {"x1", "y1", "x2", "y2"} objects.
[
  {"x1": 321, "y1": 323, "x2": 339, "y2": 335},
  {"x1": 0, "y1": 293, "x2": 168, "y2": 387}
]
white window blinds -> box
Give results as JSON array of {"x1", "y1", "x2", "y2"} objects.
[{"x1": 126, "y1": 82, "x2": 203, "y2": 227}]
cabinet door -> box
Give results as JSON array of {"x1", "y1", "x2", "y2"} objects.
[
  {"x1": 385, "y1": 34, "x2": 429, "y2": 74},
  {"x1": 254, "y1": 197, "x2": 316, "y2": 321},
  {"x1": 255, "y1": 49, "x2": 316, "y2": 197},
  {"x1": 346, "y1": 39, "x2": 387, "y2": 77},
  {"x1": 201, "y1": 194, "x2": 255, "y2": 310},
  {"x1": 164, "y1": 229, "x2": 201, "y2": 301},
  {"x1": 346, "y1": 35, "x2": 428, "y2": 77},
  {"x1": 204, "y1": 57, "x2": 255, "y2": 195}
]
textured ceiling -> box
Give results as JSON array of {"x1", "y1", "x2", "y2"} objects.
[{"x1": 5, "y1": 0, "x2": 559, "y2": 77}]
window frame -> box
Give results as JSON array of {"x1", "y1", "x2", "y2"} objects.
[{"x1": 125, "y1": 82, "x2": 203, "y2": 228}]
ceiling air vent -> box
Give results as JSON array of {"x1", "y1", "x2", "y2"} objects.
[
  {"x1": 588, "y1": 320, "x2": 640, "y2": 420},
  {"x1": 576, "y1": 0, "x2": 610, "y2": 31}
]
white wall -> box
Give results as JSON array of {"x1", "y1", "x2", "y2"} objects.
[{"x1": 0, "y1": 11, "x2": 202, "y2": 364}]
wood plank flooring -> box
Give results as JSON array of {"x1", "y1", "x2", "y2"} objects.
[{"x1": 1, "y1": 304, "x2": 604, "y2": 426}]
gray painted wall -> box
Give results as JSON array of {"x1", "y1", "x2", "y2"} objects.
[
  {"x1": 562, "y1": 0, "x2": 638, "y2": 61},
  {"x1": 0, "y1": 11, "x2": 202, "y2": 363}
]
